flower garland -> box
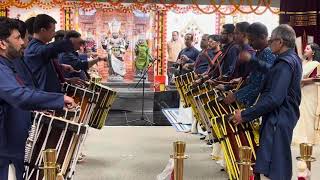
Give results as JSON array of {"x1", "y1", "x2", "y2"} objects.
[
  {"x1": 11, "y1": 0, "x2": 37, "y2": 9},
  {"x1": 38, "y1": 0, "x2": 57, "y2": 9},
  {"x1": 171, "y1": 5, "x2": 192, "y2": 14},
  {"x1": 79, "y1": 0, "x2": 96, "y2": 9},
  {"x1": 52, "y1": 0, "x2": 65, "y2": 3},
  {"x1": 247, "y1": 0, "x2": 262, "y2": 13},
  {"x1": 192, "y1": 0, "x2": 216, "y2": 15},
  {"x1": 158, "y1": 0, "x2": 178, "y2": 9},
  {"x1": 212, "y1": 1, "x2": 238, "y2": 16},
  {"x1": 0, "y1": 0, "x2": 12, "y2": 8},
  {"x1": 263, "y1": 0, "x2": 279, "y2": 14},
  {"x1": 230, "y1": 0, "x2": 254, "y2": 14},
  {"x1": 0, "y1": 0, "x2": 280, "y2": 15},
  {"x1": 107, "y1": 0, "x2": 122, "y2": 6}
]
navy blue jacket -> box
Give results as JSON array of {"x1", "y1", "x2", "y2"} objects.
[
  {"x1": 12, "y1": 57, "x2": 38, "y2": 89},
  {"x1": 59, "y1": 51, "x2": 89, "y2": 80},
  {"x1": 234, "y1": 47, "x2": 276, "y2": 106},
  {"x1": 194, "y1": 48, "x2": 215, "y2": 74},
  {"x1": 0, "y1": 56, "x2": 64, "y2": 160},
  {"x1": 24, "y1": 38, "x2": 73, "y2": 92},
  {"x1": 177, "y1": 46, "x2": 200, "y2": 63},
  {"x1": 241, "y1": 49, "x2": 302, "y2": 179},
  {"x1": 220, "y1": 42, "x2": 240, "y2": 77}
]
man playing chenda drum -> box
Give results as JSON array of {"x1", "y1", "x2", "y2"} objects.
[
  {"x1": 222, "y1": 22, "x2": 276, "y2": 107},
  {"x1": 24, "y1": 14, "x2": 77, "y2": 93},
  {"x1": 232, "y1": 24, "x2": 302, "y2": 180},
  {"x1": 0, "y1": 17, "x2": 76, "y2": 180},
  {"x1": 175, "y1": 33, "x2": 200, "y2": 75}
]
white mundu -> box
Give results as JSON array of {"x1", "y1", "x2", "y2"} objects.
[
  {"x1": 260, "y1": 175, "x2": 270, "y2": 180},
  {"x1": 8, "y1": 164, "x2": 17, "y2": 180},
  {"x1": 177, "y1": 100, "x2": 194, "y2": 125}
]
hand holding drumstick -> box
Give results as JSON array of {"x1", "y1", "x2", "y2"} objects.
[{"x1": 63, "y1": 95, "x2": 77, "y2": 109}]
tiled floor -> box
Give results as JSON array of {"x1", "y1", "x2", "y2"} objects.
[{"x1": 75, "y1": 126, "x2": 320, "y2": 180}]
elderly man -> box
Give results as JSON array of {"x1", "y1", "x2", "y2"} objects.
[
  {"x1": 232, "y1": 24, "x2": 302, "y2": 180},
  {"x1": 176, "y1": 33, "x2": 200, "y2": 75}
]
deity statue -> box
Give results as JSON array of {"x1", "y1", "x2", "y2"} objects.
[
  {"x1": 134, "y1": 38, "x2": 150, "y2": 78},
  {"x1": 102, "y1": 19, "x2": 129, "y2": 80}
]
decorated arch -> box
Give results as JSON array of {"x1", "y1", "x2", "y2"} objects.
[{"x1": 2, "y1": 0, "x2": 280, "y2": 90}]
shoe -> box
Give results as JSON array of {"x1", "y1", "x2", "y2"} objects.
[{"x1": 200, "y1": 136, "x2": 206, "y2": 140}]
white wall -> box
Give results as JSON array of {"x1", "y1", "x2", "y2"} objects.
[
  {"x1": 223, "y1": 6, "x2": 279, "y2": 36},
  {"x1": 9, "y1": 5, "x2": 61, "y2": 30},
  {"x1": 167, "y1": 5, "x2": 279, "y2": 50},
  {"x1": 167, "y1": 8, "x2": 216, "y2": 50}
]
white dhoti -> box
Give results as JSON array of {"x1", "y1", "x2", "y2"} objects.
[
  {"x1": 177, "y1": 100, "x2": 194, "y2": 125},
  {"x1": 8, "y1": 164, "x2": 16, "y2": 180},
  {"x1": 212, "y1": 143, "x2": 225, "y2": 168},
  {"x1": 260, "y1": 175, "x2": 270, "y2": 180}
]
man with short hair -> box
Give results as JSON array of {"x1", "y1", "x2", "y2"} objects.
[
  {"x1": 202, "y1": 24, "x2": 239, "y2": 84},
  {"x1": 59, "y1": 30, "x2": 106, "y2": 80},
  {"x1": 176, "y1": 33, "x2": 200, "y2": 75},
  {"x1": 223, "y1": 22, "x2": 276, "y2": 107},
  {"x1": 167, "y1": 31, "x2": 184, "y2": 63},
  {"x1": 219, "y1": 24, "x2": 239, "y2": 79},
  {"x1": 167, "y1": 31, "x2": 184, "y2": 81},
  {"x1": 232, "y1": 24, "x2": 302, "y2": 180},
  {"x1": 24, "y1": 14, "x2": 75, "y2": 92},
  {"x1": 232, "y1": 21, "x2": 255, "y2": 79},
  {"x1": 205, "y1": 34, "x2": 223, "y2": 77},
  {"x1": 11, "y1": 19, "x2": 37, "y2": 89},
  {"x1": 224, "y1": 23, "x2": 276, "y2": 107},
  {"x1": 0, "y1": 17, "x2": 75, "y2": 180},
  {"x1": 189, "y1": 34, "x2": 216, "y2": 74},
  {"x1": 24, "y1": 16, "x2": 35, "y2": 41},
  {"x1": 54, "y1": 30, "x2": 66, "y2": 42}
]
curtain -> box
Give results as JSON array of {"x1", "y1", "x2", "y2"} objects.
[{"x1": 280, "y1": 0, "x2": 320, "y2": 48}]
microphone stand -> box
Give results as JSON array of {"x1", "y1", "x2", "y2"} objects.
[{"x1": 126, "y1": 56, "x2": 156, "y2": 126}]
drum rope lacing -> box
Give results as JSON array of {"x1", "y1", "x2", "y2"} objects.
[{"x1": 24, "y1": 110, "x2": 87, "y2": 180}]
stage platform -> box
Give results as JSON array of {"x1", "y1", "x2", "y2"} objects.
[
  {"x1": 103, "y1": 81, "x2": 179, "y2": 126},
  {"x1": 104, "y1": 80, "x2": 152, "y2": 89}
]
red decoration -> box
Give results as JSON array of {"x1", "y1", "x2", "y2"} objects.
[{"x1": 0, "y1": 0, "x2": 280, "y2": 14}]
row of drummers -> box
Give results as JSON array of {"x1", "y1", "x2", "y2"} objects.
[
  {"x1": 24, "y1": 79, "x2": 117, "y2": 180},
  {"x1": 175, "y1": 71, "x2": 260, "y2": 180}
]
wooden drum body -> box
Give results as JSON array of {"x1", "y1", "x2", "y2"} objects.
[
  {"x1": 24, "y1": 110, "x2": 87, "y2": 180},
  {"x1": 87, "y1": 83, "x2": 117, "y2": 129},
  {"x1": 62, "y1": 83, "x2": 97, "y2": 125},
  {"x1": 207, "y1": 94, "x2": 259, "y2": 180}
]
